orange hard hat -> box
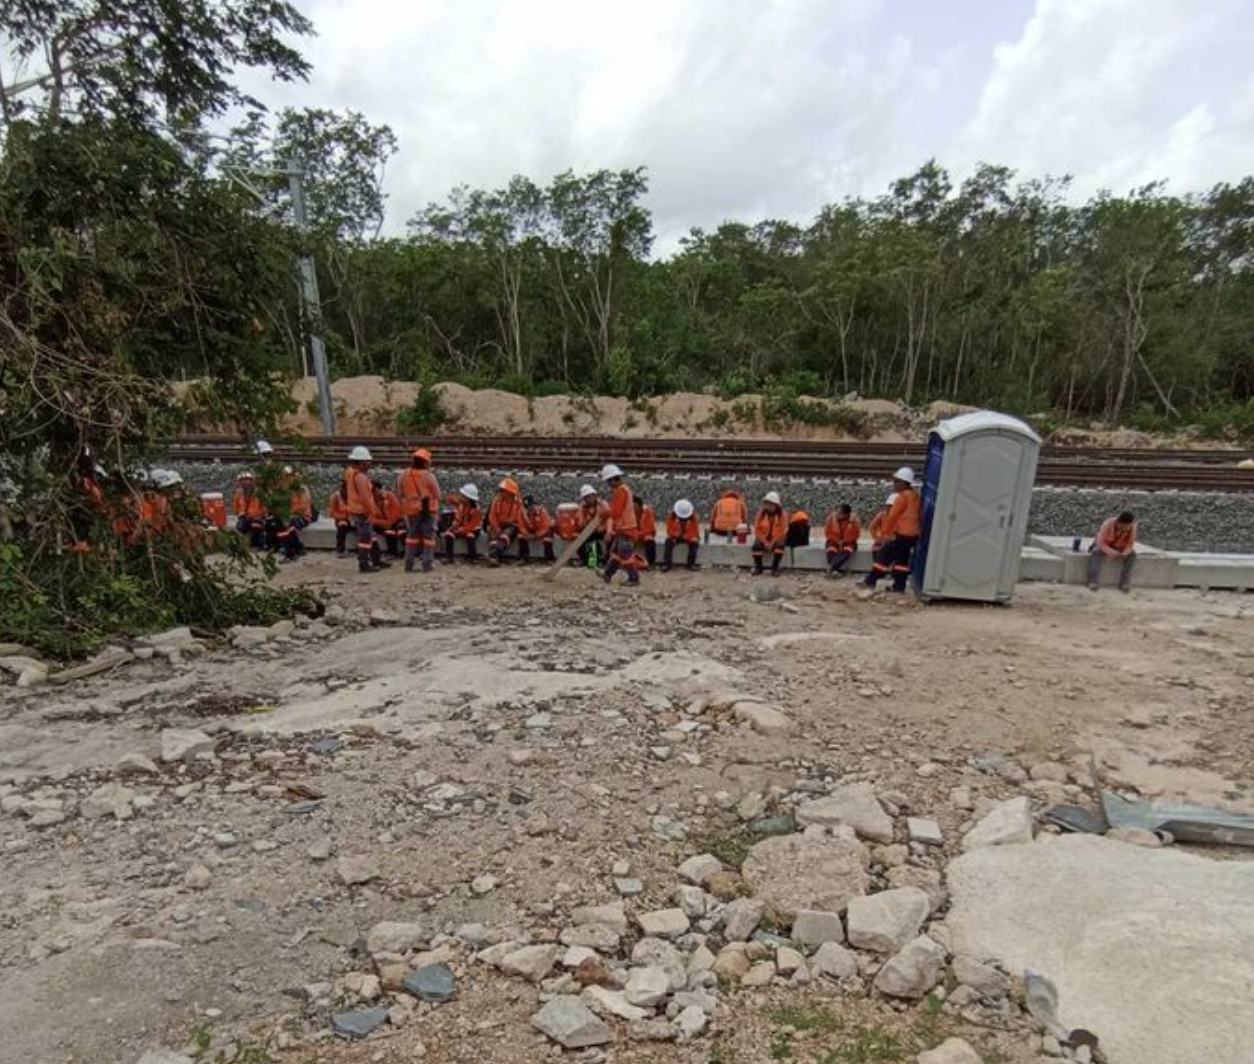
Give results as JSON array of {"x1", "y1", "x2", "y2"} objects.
[
  {"x1": 411, "y1": 447, "x2": 432, "y2": 463},
  {"x1": 499, "y1": 477, "x2": 520, "y2": 494}
]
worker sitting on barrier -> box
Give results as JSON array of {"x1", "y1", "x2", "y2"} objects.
[
  {"x1": 662, "y1": 499, "x2": 700, "y2": 571},
  {"x1": 1088, "y1": 511, "x2": 1137, "y2": 592},
  {"x1": 752, "y1": 492, "x2": 788, "y2": 577},
  {"x1": 862, "y1": 467, "x2": 921, "y2": 594},
  {"x1": 522, "y1": 495, "x2": 555, "y2": 563},
  {"x1": 634, "y1": 496, "x2": 657, "y2": 568},
  {"x1": 372, "y1": 481, "x2": 405, "y2": 558},
  {"x1": 824, "y1": 504, "x2": 861, "y2": 577},
  {"x1": 866, "y1": 494, "x2": 895, "y2": 552},
  {"x1": 328, "y1": 477, "x2": 353, "y2": 556},
  {"x1": 487, "y1": 477, "x2": 529, "y2": 566},
  {"x1": 710, "y1": 489, "x2": 749, "y2": 542},
  {"x1": 601, "y1": 464, "x2": 641, "y2": 586},
  {"x1": 274, "y1": 466, "x2": 313, "y2": 563},
  {"x1": 232, "y1": 471, "x2": 268, "y2": 550},
  {"x1": 442, "y1": 484, "x2": 482, "y2": 562},
  {"x1": 575, "y1": 484, "x2": 608, "y2": 568}
]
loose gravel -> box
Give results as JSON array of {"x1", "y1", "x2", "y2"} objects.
[{"x1": 173, "y1": 462, "x2": 1254, "y2": 555}]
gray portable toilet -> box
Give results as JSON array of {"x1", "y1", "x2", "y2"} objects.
[{"x1": 913, "y1": 411, "x2": 1041, "y2": 603}]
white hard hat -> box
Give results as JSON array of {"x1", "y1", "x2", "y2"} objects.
[
  {"x1": 893, "y1": 465, "x2": 916, "y2": 486},
  {"x1": 254, "y1": 439, "x2": 274, "y2": 456},
  {"x1": 348, "y1": 445, "x2": 372, "y2": 462},
  {"x1": 764, "y1": 491, "x2": 782, "y2": 506},
  {"x1": 885, "y1": 493, "x2": 898, "y2": 507},
  {"x1": 149, "y1": 468, "x2": 183, "y2": 489},
  {"x1": 600, "y1": 463, "x2": 623, "y2": 482},
  {"x1": 459, "y1": 483, "x2": 480, "y2": 502},
  {"x1": 674, "y1": 499, "x2": 695, "y2": 520},
  {"x1": 282, "y1": 465, "x2": 294, "y2": 476},
  {"x1": 580, "y1": 484, "x2": 598, "y2": 499}
]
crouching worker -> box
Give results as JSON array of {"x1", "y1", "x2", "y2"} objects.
[
  {"x1": 488, "y1": 478, "x2": 529, "y2": 566},
  {"x1": 328, "y1": 477, "x2": 352, "y2": 556},
  {"x1": 443, "y1": 484, "x2": 482, "y2": 562},
  {"x1": 600, "y1": 464, "x2": 640, "y2": 586},
  {"x1": 372, "y1": 481, "x2": 404, "y2": 558},
  {"x1": 662, "y1": 499, "x2": 700, "y2": 571},
  {"x1": 232, "y1": 471, "x2": 268, "y2": 549},
  {"x1": 824, "y1": 504, "x2": 861, "y2": 576},
  {"x1": 345, "y1": 446, "x2": 388, "y2": 573},
  {"x1": 398, "y1": 448, "x2": 441, "y2": 573},
  {"x1": 522, "y1": 496, "x2": 555, "y2": 563},
  {"x1": 752, "y1": 492, "x2": 787, "y2": 576},
  {"x1": 634, "y1": 496, "x2": 657, "y2": 568},
  {"x1": 275, "y1": 466, "x2": 313, "y2": 563},
  {"x1": 1088, "y1": 511, "x2": 1137, "y2": 592},
  {"x1": 862, "y1": 466, "x2": 920, "y2": 594}
]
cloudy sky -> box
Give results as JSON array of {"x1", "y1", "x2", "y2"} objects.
[{"x1": 247, "y1": 0, "x2": 1254, "y2": 247}]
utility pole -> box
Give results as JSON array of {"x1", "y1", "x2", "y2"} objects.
[{"x1": 286, "y1": 160, "x2": 336, "y2": 436}]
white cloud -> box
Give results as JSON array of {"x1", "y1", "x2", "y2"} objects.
[{"x1": 242, "y1": 0, "x2": 1254, "y2": 245}]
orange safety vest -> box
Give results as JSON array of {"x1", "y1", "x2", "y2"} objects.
[
  {"x1": 344, "y1": 467, "x2": 375, "y2": 518},
  {"x1": 232, "y1": 490, "x2": 266, "y2": 520},
  {"x1": 373, "y1": 490, "x2": 402, "y2": 528},
  {"x1": 607, "y1": 483, "x2": 639, "y2": 536},
  {"x1": 328, "y1": 489, "x2": 349, "y2": 523},
  {"x1": 635, "y1": 504, "x2": 656, "y2": 541},
  {"x1": 526, "y1": 505, "x2": 553, "y2": 540},
  {"x1": 881, "y1": 488, "x2": 921, "y2": 539},
  {"x1": 710, "y1": 493, "x2": 747, "y2": 533},
  {"x1": 754, "y1": 508, "x2": 787, "y2": 547},
  {"x1": 666, "y1": 513, "x2": 700, "y2": 544},
  {"x1": 290, "y1": 486, "x2": 312, "y2": 522},
  {"x1": 825, "y1": 514, "x2": 861, "y2": 551},
  {"x1": 555, "y1": 505, "x2": 581, "y2": 539},
  {"x1": 488, "y1": 492, "x2": 528, "y2": 535},
  {"x1": 450, "y1": 500, "x2": 482, "y2": 536},
  {"x1": 397, "y1": 467, "x2": 441, "y2": 517}
]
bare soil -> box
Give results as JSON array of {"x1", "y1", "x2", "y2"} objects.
[{"x1": 1, "y1": 558, "x2": 1251, "y2": 1064}]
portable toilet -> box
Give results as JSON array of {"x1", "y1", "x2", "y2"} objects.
[{"x1": 913, "y1": 411, "x2": 1040, "y2": 603}]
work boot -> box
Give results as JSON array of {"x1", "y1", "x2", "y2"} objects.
[
  {"x1": 771, "y1": 555, "x2": 782, "y2": 577},
  {"x1": 752, "y1": 561, "x2": 763, "y2": 576},
  {"x1": 627, "y1": 571, "x2": 640, "y2": 587},
  {"x1": 358, "y1": 553, "x2": 378, "y2": 574}
]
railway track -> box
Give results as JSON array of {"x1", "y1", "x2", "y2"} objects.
[{"x1": 166, "y1": 435, "x2": 1254, "y2": 492}]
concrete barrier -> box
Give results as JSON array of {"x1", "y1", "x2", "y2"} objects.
[{"x1": 1029, "y1": 535, "x2": 1179, "y2": 590}]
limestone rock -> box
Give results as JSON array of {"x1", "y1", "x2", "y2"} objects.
[
  {"x1": 500, "y1": 944, "x2": 559, "y2": 983},
  {"x1": 570, "y1": 901, "x2": 628, "y2": 934},
  {"x1": 887, "y1": 866, "x2": 947, "y2": 914},
  {"x1": 631, "y1": 938, "x2": 687, "y2": 991},
  {"x1": 712, "y1": 945, "x2": 751, "y2": 980},
  {"x1": 532, "y1": 996, "x2": 613, "y2": 1049},
  {"x1": 337, "y1": 856, "x2": 380, "y2": 886},
  {"x1": 732, "y1": 701, "x2": 794, "y2": 736},
  {"x1": 846, "y1": 887, "x2": 931, "y2": 953},
  {"x1": 722, "y1": 897, "x2": 765, "y2": 941},
  {"x1": 117, "y1": 754, "x2": 160, "y2": 776},
  {"x1": 80, "y1": 782, "x2": 135, "y2": 821},
  {"x1": 740, "y1": 960, "x2": 776, "y2": 987},
  {"x1": 330, "y1": 1005, "x2": 389, "y2": 1040},
  {"x1": 366, "y1": 921, "x2": 427, "y2": 955},
  {"x1": 582, "y1": 985, "x2": 648, "y2": 1022},
  {"x1": 873, "y1": 935, "x2": 946, "y2": 998},
  {"x1": 160, "y1": 728, "x2": 215, "y2": 763},
  {"x1": 952, "y1": 955, "x2": 1009, "y2": 999},
  {"x1": 907, "y1": 818, "x2": 944, "y2": 846},
  {"x1": 183, "y1": 863, "x2": 212, "y2": 891},
  {"x1": 791, "y1": 909, "x2": 844, "y2": 947},
  {"x1": 811, "y1": 941, "x2": 859, "y2": 981},
  {"x1": 625, "y1": 966, "x2": 671, "y2": 1007},
  {"x1": 741, "y1": 826, "x2": 870, "y2": 918},
  {"x1": 627, "y1": 1019, "x2": 678, "y2": 1042},
  {"x1": 917, "y1": 1037, "x2": 983, "y2": 1064},
  {"x1": 963, "y1": 797, "x2": 1033, "y2": 851},
  {"x1": 676, "y1": 1004, "x2": 709, "y2": 1039},
  {"x1": 678, "y1": 853, "x2": 725, "y2": 886},
  {"x1": 637, "y1": 908, "x2": 690, "y2": 938},
  {"x1": 796, "y1": 783, "x2": 894, "y2": 843}
]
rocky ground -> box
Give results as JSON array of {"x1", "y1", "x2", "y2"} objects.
[{"x1": 2, "y1": 558, "x2": 1253, "y2": 1064}]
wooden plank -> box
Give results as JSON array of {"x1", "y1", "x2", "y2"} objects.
[{"x1": 541, "y1": 520, "x2": 601, "y2": 581}]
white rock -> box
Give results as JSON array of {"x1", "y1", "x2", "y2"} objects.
[
  {"x1": 306, "y1": 837, "x2": 334, "y2": 861},
  {"x1": 873, "y1": 935, "x2": 947, "y2": 998},
  {"x1": 160, "y1": 728, "x2": 215, "y2": 763},
  {"x1": 570, "y1": 901, "x2": 628, "y2": 934},
  {"x1": 631, "y1": 939, "x2": 687, "y2": 991},
  {"x1": 775, "y1": 946, "x2": 805, "y2": 974},
  {"x1": 740, "y1": 961, "x2": 776, "y2": 987},
  {"x1": 722, "y1": 898, "x2": 765, "y2": 941},
  {"x1": 366, "y1": 921, "x2": 427, "y2": 955},
  {"x1": 676, "y1": 1004, "x2": 708, "y2": 1039},
  {"x1": 116, "y1": 753, "x2": 159, "y2": 776},
  {"x1": 471, "y1": 873, "x2": 498, "y2": 895},
  {"x1": 674, "y1": 885, "x2": 708, "y2": 918},
  {"x1": 336, "y1": 855, "x2": 379, "y2": 886},
  {"x1": 678, "y1": 853, "x2": 725, "y2": 885},
  {"x1": 582, "y1": 985, "x2": 648, "y2": 1022},
  {"x1": 962, "y1": 796, "x2": 1034, "y2": 851},
  {"x1": 792, "y1": 909, "x2": 844, "y2": 947},
  {"x1": 637, "y1": 908, "x2": 690, "y2": 938},
  {"x1": 80, "y1": 782, "x2": 135, "y2": 821},
  {"x1": 625, "y1": 966, "x2": 672, "y2": 1007},
  {"x1": 500, "y1": 944, "x2": 559, "y2": 983},
  {"x1": 183, "y1": 864, "x2": 212, "y2": 891},
  {"x1": 741, "y1": 826, "x2": 870, "y2": 918},
  {"x1": 916, "y1": 1037, "x2": 983, "y2": 1064},
  {"x1": 811, "y1": 941, "x2": 860, "y2": 981},
  {"x1": 907, "y1": 818, "x2": 944, "y2": 846},
  {"x1": 732, "y1": 700, "x2": 794, "y2": 735},
  {"x1": 952, "y1": 956, "x2": 1009, "y2": 999},
  {"x1": 846, "y1": 888, "x2": 931, "y2": 953},
  {"x1": 796, "y1": 783, "x2": 894, "y2": 843}
]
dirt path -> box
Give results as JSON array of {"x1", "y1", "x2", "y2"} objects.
[{"x1": 1, "y1": 560, "x2": 1251, "y2": 1064}]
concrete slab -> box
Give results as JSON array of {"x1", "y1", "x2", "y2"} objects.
[
  {"x1": 1030, "y1": 535, "x2": 1179, "y2": 590},
  {"x1": 1171, "y1": 554, "x2": 1254, "y2": 591},
  {"x1": 947, "y1": 835, "x2": 1254, "y2": 1064}
]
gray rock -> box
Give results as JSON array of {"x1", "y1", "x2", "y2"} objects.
[
  {"x1": 336, "y1": 855, "x2": 380, "y2": 886},
  {"x1": 561, "y1": 924, "x2": 621, "y2": 951},
  {"x1": 631, "y1": 938, "x2": 687, "y2": 991},
  {"x1": 846, "y1": 887, "x2": 931, "y2": 953},
  {"x1": 917, "y1": 1037, "x2": 983, "y2": 1064},
  {"x1": 678, "y1": 853, "x2": 724, "y2": 885},
  {"x1": 306, "y1": 837, "x2": 334, "y2": 861},
  {"x1": 532, "y1": 996, "x2": 613, "y2": 1049},
  {"x1": 625, "y1": 966, "x2": 672, "y2": 1007},
  {"x1": 907, "y1": 818, "x2": 944, "y2": 846},
  {"x1": 651, "y1": 814, "x2": 689, "y2": 841},
  {"x1": 116, "y1": 753, "x2": 160, "y2": 776},
  {"x1": 741, "y1": 826, "x2": 870, "y2": 918},
  {"x1": 791, "y1": 909, "x2": 844, "y2": 947},
  {"x1": 369, "y1": 609, "x2": 401, "y2": 626},
  {"x1": 183, "y1": 864, "x2": 212, "y2": 891},
  {"x1": 675, "y1": 884, "x2": 708, "y2": 918},
  {"x1": 886, "y1": 866, "x2": 948, "y2": 913},
  {"x1": 963, "y1": 796, "x2": 1034, "y2": 851},
  {"x1": 500, "y1": 944, "x2": 559, "y2": 983},
  {"x1": 331, "y1": 1005, "x2": 389, "y2": 1040},
  {"x1": 811, "y1": 941, "x2": 859, "y2": 981},
  {"x1": 160, "y1": 728, "x2": 215, "y2": 763},
  {"x1": 615, "y1": 876, "x2": 644, "y2": 896},
  {"x1": 571, "y1": 901, "x2": 628, "y2": 933},
  {"x1": 732, "y1": 700, "x2": 794, "y2": 736},
  {"x1": 402, "y1": 962, "x2": 456, "y2": 1002},
  {"x1": 366, "y1": 921, "x2": 427, "y2": 954},
  {"x1": 750, "y1": 582, "x2": 786, "y2": 603},
  {"x1": 796, "y1": 783, "x2": 894, "y2": 843},
  {"x1": 873, "y1": 935, "x2": 946, "y2": 998},
  {"x1": 80, "y1": 782, "x2": 135, "y2": 820},
  {"x1": 628, "y1": 1018, "x2": 679, "y2": 1042},
  {"x1": 637, "y1": 907, "x2": 690, "y2": 938},
  {"x1": 952, "y1": 955, "x2": 1010, "y2": 999},
  {"x1": 722, "y1": 897, "x2": 765, "y2": 941},
  {"x1": 740, "y1": 960, "x2": 776, "y2": 987},
  {"x1": 582, "y1": 985, "x2": 649, "y2": 1021},
  {"x1": 676, "y1": 1004, "x2": 709, "y2": 1039}
]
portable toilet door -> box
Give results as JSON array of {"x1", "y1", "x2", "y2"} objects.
[{"x1": 913, "y1": 411, "x2": 1041, "y2": 603}]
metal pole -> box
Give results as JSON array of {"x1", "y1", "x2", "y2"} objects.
[{"x1": 286, "y1": 160, "x2": 336, "y2": 436}]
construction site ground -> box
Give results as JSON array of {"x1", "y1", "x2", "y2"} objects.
[{"x1": 2, "y1": 557, "x2": 1252, "y2": 1064}]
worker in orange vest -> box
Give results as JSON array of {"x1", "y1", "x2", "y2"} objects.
[
  {"x1": 824, "y1": 503, "x2": 861, "y2": 577},
  {"x1": 634, "y1": 496, "x2": 657, "y2": 568},
  {"x1": 662, "y1": 499, "x2": 700, "y2": 571},
  {"x1": 443, "y1": 483, "x2": 482, "y2": 562},
  {"x1": 397, "y1": 447, "x2": 442, "y2": 573},
  {"x1": 328, "y1": 477, "x2": 352, "y2": 556},
  {"x1": 1088, "y1": 511, "x2": 1137, "y2": 592},
  {"x1": 866, "y1": 494, "x2": 896, "y2": 552},
  {"x1": 575, "y1": 484, "x2": 608, "y2": 568},
  {"x1": 709, "y1": 489, "x2": 748, "y2": 541},
  {"x1": 372, "y1": 481, "x2": 404, "y2": 558},
  {"x1": 232, "y1": 471, "x2": 268, "y2": 549},
  {"x1": 344, "y1": 446, "x2": 386, "y2": 573},
  {"x1": 487, "y1": 477, "x2": 530, "y2": 566},
  {"x1": 600, "y1": 464, "x2": 640, "y2": 586},
  {"x1": 862, "y1": 467, "x2": 921, "y2": 594},
  {"x1": 270, "y1": 466, "x2": 313, "y2": 562},
  {"x1": 522, "y1": 495, "x2": 555, "y2": 563},
  {"x1": 752, "y1": 492, "x2": 788, "y2": 576}
]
